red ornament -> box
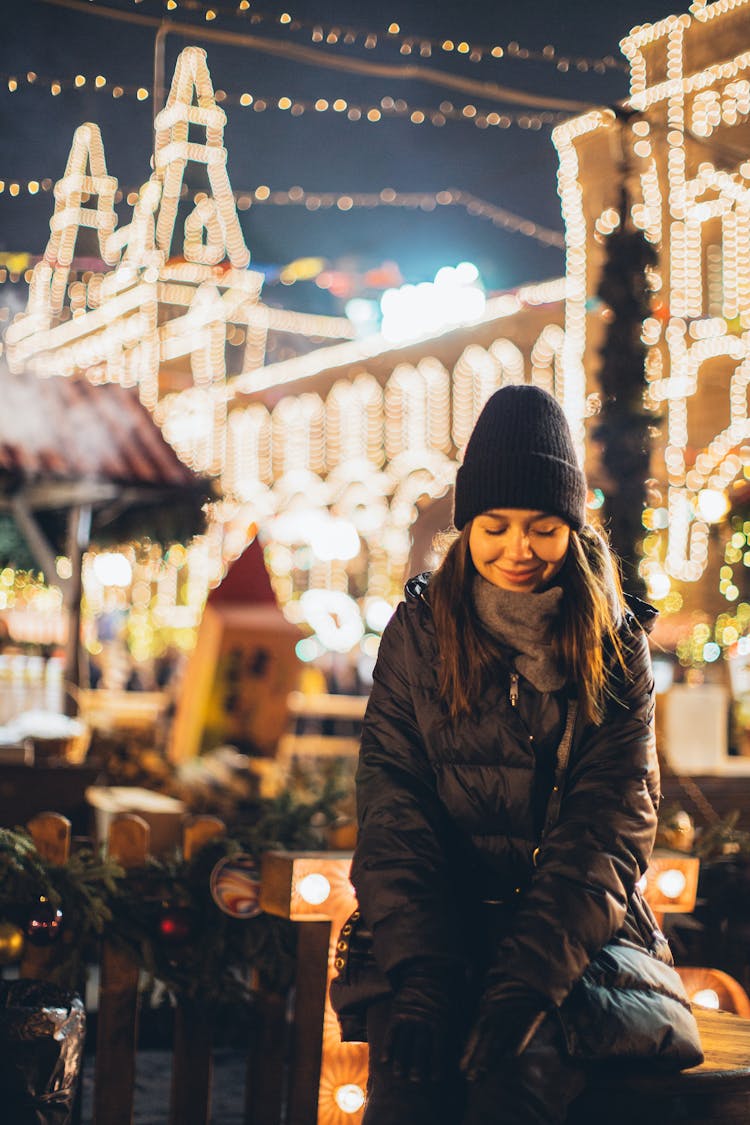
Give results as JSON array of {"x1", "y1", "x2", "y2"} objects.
[
  {"x1": 26, "y1": 898, "x2": 63, "y2": 945},
  {"x1": 158, "y1": 905, "x2": 193, "y2": 945}
]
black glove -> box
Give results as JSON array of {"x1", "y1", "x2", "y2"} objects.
[
  {"x1": 381, "y1": 961, "x2": 460, "y2": 1084},
  {"x1": 460, "y1": 979, "x2": 550, "y2": 1082}
]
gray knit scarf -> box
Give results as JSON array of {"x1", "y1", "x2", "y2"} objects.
[{"x1": 472, "y1": 575, "x2": 566, "y2": 692}]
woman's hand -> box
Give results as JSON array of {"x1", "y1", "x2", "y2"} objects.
[
  {"x1": 381, "y1": 963, "x2": 459, "y2": 1083},
  {"x1": 460, "y1": 982, "x2": 549, "y2": 1081}
]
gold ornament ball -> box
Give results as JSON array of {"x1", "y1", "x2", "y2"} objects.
[{"x1": 0, "y1": 921, "x2": 25, "y2": 964}]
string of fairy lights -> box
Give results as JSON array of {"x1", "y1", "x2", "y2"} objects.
[
  {"x1": 64, "y1": 0, "x2": 628, "y2": 73},
  {"x1": 0, "y1": 180, "x2": 564, "y2": 277},
  {"x1": 0, "y1": 69, "x2": 565, "y2": 131}
]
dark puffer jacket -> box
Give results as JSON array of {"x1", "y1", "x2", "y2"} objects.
[{"x1": 351, "y1": 574, "x2": 660, "y2": 1008}]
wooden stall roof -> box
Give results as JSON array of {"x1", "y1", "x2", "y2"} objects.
[{"x1": 0, "y1": 369, "x2": 195, "y2": 491}]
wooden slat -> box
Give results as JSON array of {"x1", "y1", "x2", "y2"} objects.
[
  {"x1": 20, "y1": 813, "x2": 71, "y2": 981},
  {"x1": 27, "y1": 811, "x2": 71, "y2": 862},
  {"x1": 170, "y1": 1003, "x2": 215, "y2": 1125},
  {"x1": 286, "y1": 921, "x2": 331, "y2": 1125},
  {"x1": 168, "y1": 816, "x2": 226, "y2": 1125},
  {"x1": 243, "y1": 989, "x2": 288, "y2": 1125},
  {"x1": 94, "y1": 814, "x2": 149, "y2": 1125},
  {"x1": 181, "y1": 815, "x2": 225, "y2": 862}
]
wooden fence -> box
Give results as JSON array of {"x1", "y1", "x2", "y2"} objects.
[
  {"x1": 14, "y1": 811, "x2": 364, "y2": 1125},
  {"x1": 20, "y1": 812, "x2": 708, "y2": 1125}
]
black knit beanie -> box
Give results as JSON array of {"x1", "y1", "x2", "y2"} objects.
[{"x1": 453, "y1": 384, "x2": 587, "y2": 531}]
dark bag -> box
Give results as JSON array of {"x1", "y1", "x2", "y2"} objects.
[
  {"x1": 556, "y1": 938, "x2": 704, "y2": 1069},
  {"x1": 329, "y1": 909, "x2": 391, "y2": 1042}
]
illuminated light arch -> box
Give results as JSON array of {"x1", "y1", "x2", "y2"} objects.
[
  {"x1": 325, "y1": 373, "x2": 384, "y2": 471},
  {"x1": 155, "y1": 386, "x2": 221, "y2": 475},
  {"x1": 531, "y1": 324, "x2": 566, "y2": 397},
  {"x1": 153, "y1": 46, "x2": 250, "y2": 269},
  {"x1": 46, "y1": 123, "x2": 119, "y2": 316},
  {"x1": 387, "y1": 453, "x2": 456, "y2": 529},
  {"x1": 488, "y1": 338, "x2": 526, "y2": 385},
  {"x1": 451, "y1": 344, "x2": 504, "y2": 449},
  {"x1": 224, "y1": 403, "x2": 273, "y2": 500},
  {"x1": 326, "y1": 463, "x2": 392, "y2": 540},
  {"x1": 384, "y1": 359, "x2": 451, "y2": 462},
  {"x1": 271, "y1": 469, "x2": 332, "y2": 514},
  {"x1": 272, "y1": 393, "x2": 326, "y2": 478}
]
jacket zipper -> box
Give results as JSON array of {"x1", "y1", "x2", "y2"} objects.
[{"x1": 509, "y1": 671, "x2": 519, "y2": 707}]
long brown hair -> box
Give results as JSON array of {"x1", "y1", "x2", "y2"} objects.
[{"x1": 429, "y1": 523, "x2": 627, "y2": 726}]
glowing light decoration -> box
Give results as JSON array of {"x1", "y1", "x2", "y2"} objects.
[
  {"x1": 380, "y1": 264, "x2": 486, "y2": 343},
  {"x1": 6, "y1": 45, "x2": 267, "y2": 479},
  {"x1": 261, "y1": 852, "x2": 366, "y2": 1125},
  {"x1": 555, "y1": 0, "x2": 750, "y2": 597}
]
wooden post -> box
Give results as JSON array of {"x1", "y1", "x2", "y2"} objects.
[
  {"x1": 20, "y1": 813, "x2": 71, "y2": 980},
  {"x1": 286, "y1": 921, "x2": 331, "y2": 1125},
  {"x1": 168, "y1": 816, "x2": 225, "y2": 1125},
  {"x1": 243, "y1": 985, "x2": 288, "y2": 1125},
  {"x1": 94, "y1": 814, "x2": 150, "y2": 1125},
  {"x1": 259, "y1": 851, "x2": 369, "y2": 1125}
]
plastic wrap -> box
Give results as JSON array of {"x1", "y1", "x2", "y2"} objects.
[{"x1": 0, "y1": 980, "x2": 86, "y2": 1125}]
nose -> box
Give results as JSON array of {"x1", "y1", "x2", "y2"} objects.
[{"x1": 505, "y1": 527, "x2": 534, "y2": 561}]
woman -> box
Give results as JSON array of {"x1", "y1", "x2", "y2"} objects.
[{"x1": 334, "y1": 384, "x2": 700, "y2": 1124}]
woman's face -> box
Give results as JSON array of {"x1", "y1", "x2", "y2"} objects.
[{"x1": 468, "y1": 508, "x2": 571, "y2": 592}]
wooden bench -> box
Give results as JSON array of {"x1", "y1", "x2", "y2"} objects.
[
  {"x1": 261, "y1": 851, "x2": 750, "y2": 1125},
  {"x1": 569, "y1": 1008, "x2": 750, "y2": 1124}
]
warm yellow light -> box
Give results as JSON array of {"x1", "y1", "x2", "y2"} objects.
[
  {"x1": 656, "y1": 869, "x2": 688, "y2": 900},
  {"x1": 692, "y1": 989, "x2": 720, "y2": 1010},
  {"x1": 205, "y1": 8, "x2": 216, "y2": 20},
  {"x1": 27, "y1": 181, "x2": 39, "y2": 195},
  {"x1": 95, "y1": 75, "x2": 106, "y2": 87},
  {"x1": 136, "y1": 88, "x2": 149, "y2": 101},
  {"x1": 74, "y1": 74, "x2": 86, "y2": 87},
  {"x1": 335, "y1": 1084, "x2": 366, "y2": 1114},
  {"x1": 240, "y1": 92, "x2": 253, "y2": 106},
  {"x1": 278, "y1": 96, "x2": 292, "y2": 109},
  {"x1": 255, "y1": 185, "x2": 270, "y2": 200},
  {"x1": 280, "y1": 12, "x2": 292, "y2": 23},
  {"x1": 297, "y1": 873, "x2": 331, "y2": 905},
  {"x1": 387, "y1": 22, "x2": 400, "y2": 33},
  {"x1": 696, "y1": 488, "x2": 729, "y2": 524}
]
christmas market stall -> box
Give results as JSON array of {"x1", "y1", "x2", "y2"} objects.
[{"x1": 0, "y1": 361, "x2": 211, "y2": 826}]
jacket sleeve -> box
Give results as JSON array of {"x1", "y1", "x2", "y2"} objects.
[
  {"x1": 492, "y1": 622, "x2": 659, "y2": 1006},
  {"x1": 351, "y1": 602, "x2": 461, "y2": 977}
]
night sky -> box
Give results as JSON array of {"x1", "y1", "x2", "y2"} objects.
[{"x1": 1, "y1": 0, "x2": 683, "y2": 312}]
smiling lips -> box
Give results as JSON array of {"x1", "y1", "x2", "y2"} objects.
[{"x1": 498, "y1": 568, "x2": 540, "y2": 585}]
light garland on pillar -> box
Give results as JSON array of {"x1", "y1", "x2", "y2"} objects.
[{"x1": 558, "y1": 0, "x2": 750, "y2": 626}]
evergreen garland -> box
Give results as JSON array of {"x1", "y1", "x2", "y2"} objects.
[
  {"x1": 594, "y1": 184, "x2": 659, "y2": 596},
  {"x1": 0, "y1": 828, "x2": 124, "y2": 986},
  {"x1": 0, "y1": 782, "x2": 343, "y2": 1015}
]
